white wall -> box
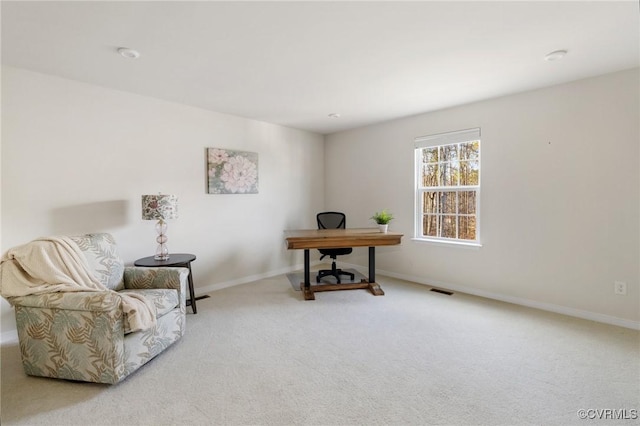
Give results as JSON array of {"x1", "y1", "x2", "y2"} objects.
[
  {"x1": 325, "y1": 68, "x2": 640, "y2": 326},
  {"x1": 2, "y1": 66, "x2": 638, "y2": 340},
  {"x1": 1, "y1": 66, "x2": 325, "y2": 338}
]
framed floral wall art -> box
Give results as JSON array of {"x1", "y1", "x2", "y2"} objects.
[{"x1": 207, "y1": 148, "x2": 259, "y2": 194}]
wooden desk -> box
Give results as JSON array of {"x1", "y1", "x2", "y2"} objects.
[{"x1": 284, "y1": 228, "x2": 403, "y2": 300}]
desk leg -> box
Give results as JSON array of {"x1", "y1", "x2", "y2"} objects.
[
  {"x1": 369, "y1": 247, "x2": 375, "y2": 282},
  {"x1": 301, "y1": 249, "x2": 315, "y2": 300},
  {"x1": 298, "y1": 246, "x2": 383, "y2": 300},
  {"x1": 366, "y1": 246, "x2": 384, "y2": 296}
]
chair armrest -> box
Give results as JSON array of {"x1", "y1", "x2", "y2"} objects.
[
  {"x1": 12, "y1": 292, "x2": 126, "y2": 384},
  {"x1": 9, "y1": 291, "x2": 121, "y2": 312},
  {"x1": 124, "y1": 267, "x2": 188, "y2": 308},
  {"x1": 123, "y1": 267, "x2": 188, "y2": 290}
]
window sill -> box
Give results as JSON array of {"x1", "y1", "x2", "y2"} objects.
[{"x1": 411, "y1": 237, "x2": 482, "y2": 249}]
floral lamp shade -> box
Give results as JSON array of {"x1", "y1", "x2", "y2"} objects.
[
  {"x1": 141, "y1": 194, "x2": 178, "y2": 260},
  {"x1": 141, "y1": 194, "x2": 178, "y2": 220}
]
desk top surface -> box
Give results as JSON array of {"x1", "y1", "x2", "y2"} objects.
[{"x1": 284, "y1": 228, "x2": 403, "y2": 249}]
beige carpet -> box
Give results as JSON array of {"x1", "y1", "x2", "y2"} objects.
[{"x1": 1, "y1": 274, "x2": 639, "y2": 425}]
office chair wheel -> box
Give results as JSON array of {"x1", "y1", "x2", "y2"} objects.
[{"x1": 317, "y1": 268, "x2": 353, "y2": 284}]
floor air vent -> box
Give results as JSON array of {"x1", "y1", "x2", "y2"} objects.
[{"x1": 430, "y1": 288, "x2": 453, "y2": 296}]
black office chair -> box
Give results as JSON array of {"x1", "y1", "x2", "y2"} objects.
[{"x1": 316, "y1": 212, "x2": 355, "y2": 284}]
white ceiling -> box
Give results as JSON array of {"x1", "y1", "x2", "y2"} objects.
[{"x1": 2, "y1": 1, "x2": 638, "y2": 135}]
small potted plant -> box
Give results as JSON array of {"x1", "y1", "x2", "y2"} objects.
[{"x1": 371, "y1": 210, "x2": 394, "y2": 233}]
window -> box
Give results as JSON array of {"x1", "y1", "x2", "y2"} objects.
[{"x1": 414, "y1": 128, "x2": 480, "y2": 244}]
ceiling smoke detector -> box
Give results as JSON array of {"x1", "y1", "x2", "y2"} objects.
[
  {"x1": 118, "y1": 47, "x2": 140, "y2": 59},
  {"x1": 544, "y1": 49, "x2": 567, "y2": 61}
]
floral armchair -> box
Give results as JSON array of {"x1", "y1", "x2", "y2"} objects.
[{"x1": 5, "y1": 233, "x2": 188, "y2": 384}]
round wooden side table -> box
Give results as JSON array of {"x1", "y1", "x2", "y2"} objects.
[{"x1": 134, "y1": 253, "x2": 198, "y2": 314}]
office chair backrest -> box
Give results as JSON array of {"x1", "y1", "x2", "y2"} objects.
[{"x1": 317, "y1": 212, "x2": 346, "y2": 230}]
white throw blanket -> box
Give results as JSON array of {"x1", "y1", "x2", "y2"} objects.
[{"x1": 0, "y1": 236, "x2": 156, "y2": 333}]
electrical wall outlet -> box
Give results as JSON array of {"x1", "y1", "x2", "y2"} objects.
[{"x1": 614, "y1": 281, "x2": 627, "y2": 295}]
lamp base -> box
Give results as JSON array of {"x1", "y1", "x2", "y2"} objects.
[{"x1": 155, "y1": 219, "x2": 170, "y2": 261}]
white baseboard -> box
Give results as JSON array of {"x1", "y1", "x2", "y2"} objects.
[
  {"x1": 0, "y1": 262, "x2": 322, "y2": 347},
  {"x1": 199, "y1": 259, "x2": 639, "y2": 330},
  {"x1": 3, "y1": 260, "x2": 636, "y2": 346},
  {"x1": 196, "y1": 261, "x2": 322, "y2": 294},
  {"x1": 340, "y1": 262, "x2": 640, "y2": 331}
]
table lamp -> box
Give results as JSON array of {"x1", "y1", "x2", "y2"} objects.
[{"x1": 141, "y1": 194, "x2": 178, "y2": 260}]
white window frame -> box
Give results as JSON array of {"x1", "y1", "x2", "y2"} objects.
[{"x1": 414, "y1": 128, "x2": 481, "y2": 246}]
